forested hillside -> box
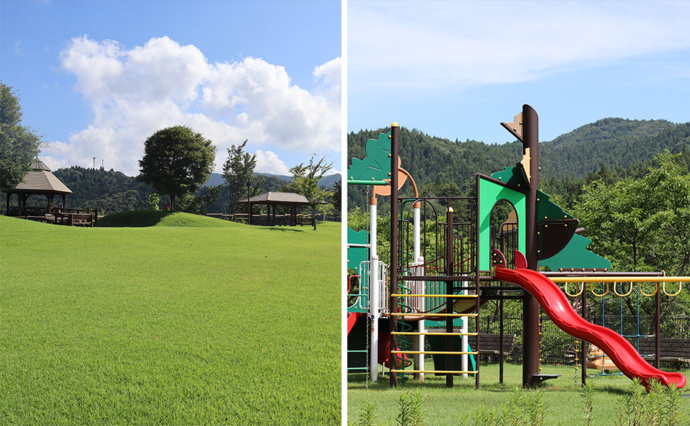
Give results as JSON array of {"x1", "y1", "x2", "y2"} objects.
[
  {"x1": 347, "y1": 119, "x2": 690, "y2": 211},
  {"x1": 53, "y1": 167, "x2": 153, "y2": 213},
  {"x1": 49, "y1": 167, "x2": 340, "y2": 214}
]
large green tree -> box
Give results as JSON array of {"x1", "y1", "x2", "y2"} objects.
[
  {"x1": 0, "y1": 83, "x2": 42, "y2": 190},
  {"x1": 574, "y1": 151, "x2": 690, "y2": 276},
  {"x1": 284, "y1": 154, "x2": 333, "y2": 230},
  {"x1": 138, "y1": 126, "x2": 215, "y2": 211},
  {"x1": 222, "y1": 139, "x2": 264, "y2": 215},
  {"x1": 573, "y1": 151, "x2": 690, "y2": 333}
]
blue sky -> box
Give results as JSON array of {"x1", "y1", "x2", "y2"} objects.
[
  {"x1": 1, "y1": 0, "x2": 341, "y2": 176},
  {"x1": 348, "y1": 1, "x2": 690, "y2": 145}
]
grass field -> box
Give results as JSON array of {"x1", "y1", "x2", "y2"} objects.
[
  {"x1": 348, "y1": 362, "x2": 690, "y2": 425},
  {"x1": 0, "y1": 214, "x2": 340, "y2": 424}
]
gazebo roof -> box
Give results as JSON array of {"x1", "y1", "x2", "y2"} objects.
[
  {"x1": 243, "y1": 192, "x2": 309, "y2": 205},
  {"x1": 2, "y1": 159, "x2": 72, "y2": 194}
]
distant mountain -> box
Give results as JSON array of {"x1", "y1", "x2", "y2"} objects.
[
  {"x1": 204, "y1": 173, "x2": 225, "y2": 187},
  {"x1": 347, "y1": 119, "x2": 690, "y2": 210},
  {"x1": 320, "y1": 173, "x2": 341, "y2": 188},
  {"x1": 205, "y1": 172, "x2": 340, "y2": 188},
  {"x1": 539, "y1": 119, "x2": 689, "y2": 179}
]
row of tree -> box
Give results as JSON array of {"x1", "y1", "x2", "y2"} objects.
[{"x1": 137, "y1": 126, "x2": 337, "y2": 228}]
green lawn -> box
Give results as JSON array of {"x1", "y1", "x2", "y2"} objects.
[
  {"x1": 0, "y1": 215, "x2": 340, "y2": 424},
  {"x1": 348, "y1": 361, "x2": 690, "y2": 425}
]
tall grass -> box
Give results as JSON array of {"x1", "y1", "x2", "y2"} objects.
[
  {"x1": 0, "y1": 214, "x2": 340, "y2": 424},
  {"x1": 348, "y1": 362, "x2": 690, "y2": 425}
]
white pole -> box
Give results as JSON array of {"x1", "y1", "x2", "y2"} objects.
[
  {"x1": 370, "y1": 255, "x2": 379, "y2": 381},
  {"x1": 370, "y1": 197, "x2": 377, "y2": 266},
  {"x1": 369, "y1": 197, "x2": 379, "y2": 381},
  {"x1": 413, "y1": 202, "x2": 421, "y2": 263},
  {"x1": 413, "y1": 202, "x2": 424, "y2": 380},
  {"x1": 414, "y1": 257, "x2": 425, "y2": 381},
  {"x1": 461, "y1": 279, "x2": 468, "y2": 377}
]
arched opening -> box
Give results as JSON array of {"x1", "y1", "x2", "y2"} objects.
[{"x1": 490, "y1": 199, "x2": 518, "y2": 269}]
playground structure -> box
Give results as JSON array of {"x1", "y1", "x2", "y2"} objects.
[{"x1": 346, "y1": 104, "x2": 690, "y2": 389}]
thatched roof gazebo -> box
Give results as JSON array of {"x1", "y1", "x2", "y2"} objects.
[
  {"x1": 2, "y1": 159, "x2": 72, "y2": 217},
  {"x1": 242, "y1": 191, "x2": 311, "y2": 226}
]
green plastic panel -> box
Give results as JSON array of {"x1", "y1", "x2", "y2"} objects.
[
  {"x1": 539, "y1": 233, "x2": 611, "y2": 271},
  {"x1": 491, "y1": 165, "x2": 529, "y2": 190},
  {"x1": 347, "y1": 227, "x2": 369, "y2": 274},
  {"x1": 347, "y1": 132, "x2": 392, "y2": 182},
  {"x1": 537, "y1": 190, "x2": 574, "y2": 221},
  {"x1": 478, "y1": 176, "x2": 526, "y2": 271}
]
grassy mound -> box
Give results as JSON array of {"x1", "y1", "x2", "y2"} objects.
[{"x1": 98, "y1": 211, "x2": 239, "y2": 228}]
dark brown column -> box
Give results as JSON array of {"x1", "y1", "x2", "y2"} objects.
[
  {"x1": 522, "y1": 104, "x2": 541, "y2": 387},
  {"x1": 389, "y1": 123, "x2": 399, "y2": 387}
]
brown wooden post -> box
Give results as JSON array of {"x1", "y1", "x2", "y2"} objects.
[
  {"x1": 523, "y1": 104, "x2": 541, "y2": 387},
  {"x1": 389, "y1": 123, "x2": 400, "y2": 388},
  {"x1": 474, "y1": 175, "x2": 481, "y2": 390}
]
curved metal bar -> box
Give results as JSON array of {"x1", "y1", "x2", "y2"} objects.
[
  {"x1": 638, "y1": 281, "x2": 658, "y2": 297},
  {"x1": 663, "y1": 281, "x2": 682, "y2": 297},
  {"x1": 589, "y1": 282, "x2": 609, "y2": 298},
  {"x1": 564, "y1": 282, "x2": 584, "y2": 298},
  {"x1": 613, "y1": 282, "x2": 634, "y2": 297}
]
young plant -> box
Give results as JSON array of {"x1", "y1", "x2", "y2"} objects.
[
  {"x1": 664, "y1": 383, "x2": 684, "y2": 426},
  {"x1": 396, "y1": 390, "x2": 425, "y2": 426},
  {"x1": 580, "y1": 380, "x2": 596, "y2": 425},
  {"x1": 499, "y1": 386, "x2": 526, "y2": 426},
  {"x1": 645, "y1": 379, "x2": 665, "y2": 426},
  {"x1": 357, "y1": 402, "x2": 378, "y2": 426},
  {"x1": 527, "y1": 389, "x2": 546, "y2": 426}
]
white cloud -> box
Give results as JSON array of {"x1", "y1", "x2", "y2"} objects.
[
  {"x1": 51, "y1": 35, "x2": 341, "y2": 176},
  {"x1": 254, "y1": 150, "x2": 291, "y2": 176},
  {"x1": 349, "y1": 1, "x2": 690, "y2": 92}
]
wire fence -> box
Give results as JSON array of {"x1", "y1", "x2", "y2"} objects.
[{"x1": 462, "y1": 313, "x2": 690, "y2": 367}]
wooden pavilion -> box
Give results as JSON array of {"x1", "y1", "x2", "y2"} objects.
[
  {"x1": 243, "y1": 192, "x2": 312, "y2": 226},
  {"x1": 3, "y1": 159, "x2": 72, "y2": 217}
]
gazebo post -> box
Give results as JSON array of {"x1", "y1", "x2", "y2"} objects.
[{"x1": 19, "y1": 194, "x2": 26, "y2": 216}]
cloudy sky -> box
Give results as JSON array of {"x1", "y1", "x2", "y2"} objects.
[
  {"x1": 348, "y1": 1, "x2": 690, "y2": 144},
  {"x1": 1, "y1": 0, "x2": 341, "y2": 177}
]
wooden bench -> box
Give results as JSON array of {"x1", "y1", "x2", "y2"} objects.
[
  {"x1": 478, "y1": 333, "x2": 517, "y2": 356},
  {"x1": 427, "y1": 331, "x2": 516, "y2": 355},
  {"x1": 69, "y1": 213, "x2": 95, "y2": 226},
  {"x1": 427, "y1": 332, "x2": 517, "y2": 374},
  {"x1": 637, "y1": 337, "x2": 690, "y2": 366}
]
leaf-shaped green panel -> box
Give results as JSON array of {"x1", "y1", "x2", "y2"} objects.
[{"x1": 348, "y1": 132, "x2": 391, "y2": 181}]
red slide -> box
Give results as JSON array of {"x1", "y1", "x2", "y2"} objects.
[
  {"x1": 494, "y1": 250, "x2": 686, "y2": 389},
  {"x1": 347, "y1": 312, "x2": 362, "y2": 335}
]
